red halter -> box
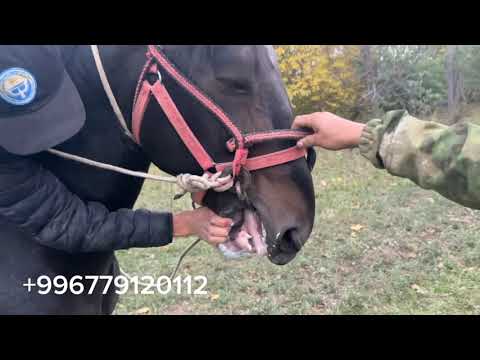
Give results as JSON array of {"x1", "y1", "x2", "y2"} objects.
[{"x1": 132, "y1": 45, "x2": 309, "y2": 178}]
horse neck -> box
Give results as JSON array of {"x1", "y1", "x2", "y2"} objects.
[
  {"x1": 41, "y1": 45, "x2": 152, "y2": 209},
  {"x1": 62, "y1": 45, "x2": 147, "y2": 159},
  {"x1": 92, "y1": 45, "x2": 148, "y2": 126}
]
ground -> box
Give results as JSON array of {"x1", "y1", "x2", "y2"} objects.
[{"x1": 114, "y1": 107, "x2": 480, "y2": 315}]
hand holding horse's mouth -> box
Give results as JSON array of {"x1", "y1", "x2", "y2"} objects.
[
  {"x1": 172, "y1": 206, "x2": 268, "y2": 259},
  {"x1": 173, "y1": 207, "x2": 233, "y2": 245}
]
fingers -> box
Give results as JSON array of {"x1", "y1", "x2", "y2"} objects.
[
  {"x1": 207, "y1": 215, "x2": 233, "y2": 245},
  {"x1": 208, "y1": 224, "x2": 231, "y2": 238},
  {"x1": 206, "y1": 223, "x2": 231, "y2": 245},
  {"x1": 291, "y1": 114, "x2": 314, "y2": 130},
  {"x1": 183, "y1": 207, "x2": 234, "y2": 245},
  {"x1": 297, "y1": 134, "x2": 318, "y2": 149},
  {"x1": 293, "y1": 113, "x2": 320, "y2": 148},
  {"x1": 210, "y1": 216, "x2": 233, "y2": 228}
]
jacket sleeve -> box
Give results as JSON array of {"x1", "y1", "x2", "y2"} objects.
[
  {"x1": 0, "y1": 148, "x2": 173, "y2": 253},
  {"x1": 359, "y1": 110, "x2": 480, "y2": 209}
]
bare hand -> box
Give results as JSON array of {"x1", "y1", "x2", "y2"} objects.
[
  {"x1": 292, "y1": 112, "x2": 365, "y2": 150},
  {"x1": 173, "y1": 207, "x2": 233, "y2": 246}
]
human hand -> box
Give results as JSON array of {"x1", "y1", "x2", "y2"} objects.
[
  {"x1": 292, "y1": 112, "x2": 365, "y2": 150},
  {"x1": 173, "y1": 207, "x2": 233, "y2": 246}
]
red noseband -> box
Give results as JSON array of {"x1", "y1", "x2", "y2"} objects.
[{"x1": 132, "y1": 45, "x2": 310, "y2": 177}]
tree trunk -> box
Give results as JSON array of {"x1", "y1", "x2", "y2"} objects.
[
  {"x1": 359, "y1": 45, "x2": 378, "y2": 119},
  {"x1": 446, "y1": 45, "x2": 465, "y2": 123},
  {"x1": 361, "y1": 46, "x2": 376, "y2": 98}
]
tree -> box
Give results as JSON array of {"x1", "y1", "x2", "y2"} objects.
[
  {"x1": 446, "y1": 45, "x2": 466, "y2": 123},
  {"x1": 358, "y1": 45, "x2": 447, "y2": 118},
  {"x1": 275, "y1": 45, "x2": 361, "y2": 117},
  {"x1": 275, "y1": 45, "x2": 480, "y2": 122},
  {"x1": 457, "y1": 45, "x2": 480, "y2": 103},
  {"x1": 360, "y1": 45, "x2": 377, "y2": 103}
]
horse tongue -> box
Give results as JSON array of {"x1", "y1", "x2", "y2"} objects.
[
  {"x1": 234, "y1": 230, "x2": 253, "y2": 252},
  {"x1": 218, "y1": 209, "x2": 267, "y2": 259},
  {"x1": 221, "y1": 230, "x2": 251, "y2": 252},
  {"x1": 218, "y1": 231, "x2": 253, "y2": 260},
  {"x1": 244, "y1": 210, "x2": 267, "y2": 256}
]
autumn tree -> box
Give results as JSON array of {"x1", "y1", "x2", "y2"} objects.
[
  {"x1": 275, "y1": 45, "x2": 362, "y2": 118},
  {"x1": 276, "y1": 45, "x2": 480, "y2": 121}
]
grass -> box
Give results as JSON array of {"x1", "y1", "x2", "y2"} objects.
[{"x1": 114, "y1": 106, "x2": 480, "y2": 315}]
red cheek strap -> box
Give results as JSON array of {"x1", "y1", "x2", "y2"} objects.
[{"x1": 132, "y1": 45, "x2": 312, "y2": 193}]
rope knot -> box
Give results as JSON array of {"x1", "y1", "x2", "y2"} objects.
[{"x1": 174, "y1": 171, "x2": 234, "y2": 200}]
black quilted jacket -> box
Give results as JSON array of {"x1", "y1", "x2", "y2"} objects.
[
  {"x1": 0, "y1": 147, "x2": 173, "y2": 252},
  {"x1": 0, "y1": 147, "x2": 173, "y2": 314}
]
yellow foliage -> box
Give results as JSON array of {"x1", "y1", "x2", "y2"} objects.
[{"x1": 275, "y1": 45, "x2": 361, "y2": 117}]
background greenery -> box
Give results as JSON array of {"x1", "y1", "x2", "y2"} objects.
[{"x1": 276, "y1": 45, "x2": 480, "y2": 122}]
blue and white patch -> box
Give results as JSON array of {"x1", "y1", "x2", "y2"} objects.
[{"x1": 0, "y1": 67, "x2": 37, "y2": 106}]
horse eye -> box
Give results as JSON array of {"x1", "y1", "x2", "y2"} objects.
[{"x1": 218, "y1": 77, "x2": 251, "y2": 95}]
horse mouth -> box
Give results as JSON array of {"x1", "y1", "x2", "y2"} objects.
[
  {"x1": 216, "y1": 206, "x2": 303, "y2": 265},
  {"x1": 217, "y1": 209, "x2": 268, "y2": 260}
]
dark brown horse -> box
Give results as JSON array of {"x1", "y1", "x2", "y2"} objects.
[{"x1": 3, "y1": 45, "x2": 316, "y2": 314}]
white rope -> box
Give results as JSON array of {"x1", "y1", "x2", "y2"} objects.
[
  {"x1": 176, "y1": 172, "x2": 234, "y2": 194},
  {"x1": 47, "y1": 148, "x2": 176, "y2": 183},
  {"x1": 47, "y1": 148, "x2": 233, "y2": 194},
  {"x1": 90, "y1": 45, "x2": 135, "y2": 140}
]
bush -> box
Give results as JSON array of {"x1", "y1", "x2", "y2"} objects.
[{"x1": 372, "y1": 46, "x2": 447, "y2": 117}]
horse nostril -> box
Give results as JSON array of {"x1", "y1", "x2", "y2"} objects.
[{"x1": 278, "y1": 228, "x2": 302, "y2": 253}]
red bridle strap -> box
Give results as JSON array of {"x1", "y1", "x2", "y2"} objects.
[
  {"x1": 131, "y1": 80, "x2": 151, "y2": 141},
  {"x1": 132, "y1": 45, "x2": 311, "y2": 178},
  {"x1": 245, "y1": 130, "x2": 311, "y2": 146},
  {"x1": 133, "y1": 79, "x2": 216, "y2": 172},
  {"x1": 216, "y1": 146, "x2": 306, "y2": 173},
  {"x1": 151, "y1": 81, "x2": 216, "y2": 171},
  {"x1": 226, "y1": 129, "x2": 311, "y2": 152},
  {"x1": 148, "y1": 45, "x2": 245, "y2": 149}
]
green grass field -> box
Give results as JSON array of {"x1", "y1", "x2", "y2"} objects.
[
  {"x1": 114, "y1": 105, "x2": 480, "y2": 315},
  {"x1": 114, "y1": 142, "x2": 480, "y2": 315}
]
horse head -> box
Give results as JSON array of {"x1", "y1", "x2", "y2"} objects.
[{"x1": 102, "y1": 45, "x2": 316, "y2": 265}]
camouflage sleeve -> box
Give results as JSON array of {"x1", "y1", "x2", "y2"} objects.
[{"x1": 358, "y1": 110, "x2": 480, "y2": 209}]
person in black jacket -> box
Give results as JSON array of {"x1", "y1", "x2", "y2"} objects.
[{"x1": 0, "y1": 46, "x2": 232, "y2": 314}]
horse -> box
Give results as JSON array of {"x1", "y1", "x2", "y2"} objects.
[{"x1": 1, "y1": 45, "x2": 316, "y2": 314}]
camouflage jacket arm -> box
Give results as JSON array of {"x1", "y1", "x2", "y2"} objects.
[{"x1": 359, "y1": 110, "x2": 480, "y2": 209}]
